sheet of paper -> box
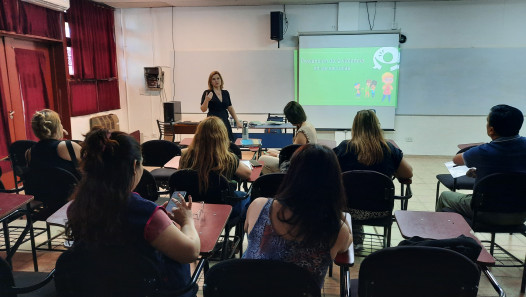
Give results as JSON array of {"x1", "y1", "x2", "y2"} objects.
[
  {"x1": 444, "y1": 161, "x2": 470, "y2": 178},
  {"x1": 240, "y1": 160, "x2": 253, "y2": 170}
]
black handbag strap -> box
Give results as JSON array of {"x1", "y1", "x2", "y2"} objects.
[{"x1": 65, "y1": 140, "x2": 78, "y2": 169}]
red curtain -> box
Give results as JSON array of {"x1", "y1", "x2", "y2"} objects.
[
  {"x1": 14, "y1": 48, "x2": 51, "y2": 140},
  {"x1": 69, "y1": 0, "x2": 117, "y2": 79},
  {"x1": 97, "y1": 80, "x2": 119, "y2": 111},
  {"x1": 0, "y1": 0, "x2": 19, "y2": 32},
  {"x1": 70, "y1": 81, "x2": 98, "y2": 116},
  {"x1": 68, "y1": 0, "x2": 119, "y2": 116},
  {"x1": 19, "y1": 2, "x2": 62, "y2": 39}
]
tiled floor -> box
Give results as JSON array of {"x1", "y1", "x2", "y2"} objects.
[{"x1": 4, "y1": 155, "x2": 526, "y2": 296}]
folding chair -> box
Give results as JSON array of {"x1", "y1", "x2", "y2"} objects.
[
  {"x1": 470, "y1": 172, "x2": 526, "y2": 293},
  {"x1": 350, "y1": 246, "x2": 480, "y2": 297},
  {"x1": 203, "y1": 259, "x2": 321, "y2": 297},
  {"x1": 141, "y1": 140, "x2": 181, "y2": 194},
  {"x1": 0, "y1": 257, "x2": 55, "y2": 297},
  {"x1": 156, "y1": 119, "x2": 176, "y2": 142}
]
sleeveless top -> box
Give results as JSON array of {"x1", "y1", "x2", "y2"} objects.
[
  {"x1": 243, "y1": 199, "x2": 332, "y2": 288},
  {"x1": 296, "y1": 122, "x2": 317, "y2": 144},
  {"x1": 29, "y1": 139, "x2": 79, "y2": 179},
  {"x1": 125, "y1": 193, "x2": 191, "y2": 291}
]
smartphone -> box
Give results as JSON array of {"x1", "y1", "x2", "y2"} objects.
[
  {"x1": 166, "y1": 191, "x2": 187, "y2": 211},
  {"x1": 249, "y1": 159, "x2": 262, "y2": 167}
]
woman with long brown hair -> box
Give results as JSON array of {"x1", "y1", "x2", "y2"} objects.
[
  {"x1": 66, "y1": 128, "x2": 200, "y2": 294},
  {"x1": 179, "y1": 116, "x2": 251, "y2": 217},
  {"x1": 333, "y1": 109, "x2": 412, "y2": 248}
]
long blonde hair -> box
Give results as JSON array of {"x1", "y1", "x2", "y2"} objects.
[
  {"x1": 348, "y1": 110, "x2": 390, "y2": 166},
  {"x1": 179, "y1": 116, "x2": 237, "y2": 193}
]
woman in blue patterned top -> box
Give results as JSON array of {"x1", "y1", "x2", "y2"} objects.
[{"x1": 243, "y1": 144, "x2": 352, "y2": 288}]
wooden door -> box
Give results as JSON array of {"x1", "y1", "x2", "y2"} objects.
[{"x1": 2, "y1": 37, "x2": 55, "y2": 141}]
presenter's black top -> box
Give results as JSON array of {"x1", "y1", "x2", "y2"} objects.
[{"x1": 201, "y1": 89, "x2": 234, "y2": 141}]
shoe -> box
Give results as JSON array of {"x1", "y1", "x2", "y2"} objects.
[{"x1": 353, "y1": 243, "x2": 364, "y2": 251}]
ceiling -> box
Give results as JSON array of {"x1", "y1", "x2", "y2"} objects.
[{"x1": 94, "y1": 0, "x2": 458, "y2": 9}]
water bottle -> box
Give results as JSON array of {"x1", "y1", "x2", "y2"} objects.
[{"x1": 242, "y1": 121, "x2": 249, "y2": 140}]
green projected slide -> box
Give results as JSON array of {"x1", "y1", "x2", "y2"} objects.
[{"x1": 298, "y1": 47, "x2": 399, "y2": 107}]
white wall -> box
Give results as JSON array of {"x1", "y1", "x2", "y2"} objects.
[{"x1": 70, "y1": 0, "x2": 526, "y2": 155}]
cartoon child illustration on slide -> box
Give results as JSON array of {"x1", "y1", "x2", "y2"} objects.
[
  {"x1": 365, "y1": 80, "x2": 372, "y2": 98},
  {"x1": 381, "y1": 72, "x2": 394, "y2": 102},
  {"x1": 354, "y1": 83, "x2": 361, "y2": 97},
  {"x1": 370, "y1": 80, "x2": 377, "y2": 98}
]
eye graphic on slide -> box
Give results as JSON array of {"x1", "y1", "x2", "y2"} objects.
[{"x1": 373, "y1": 47, "x2": 400, "y2": 71}]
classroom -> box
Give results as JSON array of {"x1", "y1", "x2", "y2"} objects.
[{"x1": 1, "y1": 0, "x2": 526, "y2": 296}]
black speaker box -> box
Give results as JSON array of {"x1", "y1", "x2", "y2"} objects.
[
  {"x1": 163, "y1": 101, "x2": 181, "y2": 123},
  {"x1": 270, "y1": 11, "x2": 283, "y2": 41}
]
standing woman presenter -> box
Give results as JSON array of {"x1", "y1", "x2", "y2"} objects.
[{"x1": 201, "y1": 71, "x2": 242, "y2": 142}]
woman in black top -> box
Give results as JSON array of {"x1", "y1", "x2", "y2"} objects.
[
  {"x1": 26, "y1": 109, "x2": 81, "y2": 179},
  {"x1": 200, "y1": 71, "x2": 242, "y2": 142}
]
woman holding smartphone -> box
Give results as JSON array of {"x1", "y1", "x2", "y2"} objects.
[{"x1": 66, "y1": 127, "x2": 200, "y2": 295}]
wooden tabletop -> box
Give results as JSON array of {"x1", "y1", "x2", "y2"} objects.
[
  {"x1": 192, "y1": 203, "x2": 232, "y2": 256},
  {"x1": 394, "y1": 210, "x2": 495, "y2": 265},
  {"x1": 46, "y1": 200, "x2": 231, "y2": 257},
  {"x1": 457, "y1": 142, "x2": 484, "y2": 150},
  {"x1": 180, "y1": 137, "x2": 193, "y2": 146},
  {"x1": 0, "y1": 193, "x2": 34, "y2": 220},
  {"x1": 164, "y1": 156, "x2": 181, "y2": 169}
]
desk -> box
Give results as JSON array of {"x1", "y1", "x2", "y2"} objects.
[
  {"x1": 458, "y1": 142, "x2": 484, "y2": 150},
  {"x1": 164, "y1": 156, "x2": 181, "y2": 169},
  {"x1": 0, "y1": 193, "x2": 37, "y2": 271},
  {"x1": 173, "y1": 122, "x2": 199, "y2": 135},
  {"x1": 47, "y1": 200, "x2": 230, "y2": 258},
  {"x1": 395, "y1": 210, "x2": 505, "y2": 296},
  {"x1": 333, "y1": 213, "x2": 355, "y2": 297},
  {"x1": 180, "y1": 137, "x2": 193, "y2": 146}
]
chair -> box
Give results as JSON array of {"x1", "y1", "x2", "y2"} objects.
[
  {"x1": 469, "y1": 172, "x2": 526, "y2": 292},
  {"x1": 8, "y1": 140, "x2": 37, "y2": 193},
  {"x1": 435, "y1": 146, "x2": 477, "y2": 206},
  {"x1": 169, "y1": 169, "x2": 246, "y2": 259},
  {"x1": 55, "y1": 245, "x2": 202, "y2": 297},
  {"x1": 203, "y1": 259, "x2": 321, "y2": 297},
  {"x1": 156, "y1": 120, "x2": 175, "y2": 142},
  {"x1": 349, "y1": 246, "x2": 480, "y2": 297},
  {"x1": 250, "y1": 173, "x2": 285, "y2": 202},
  {"x1": 229, "y1": 142, "x2": 242, "y2": 159},
  {"x1": 133, "y1": 169, "x2": 159, "y2": 202},
  {"x1": 342, "y1": 170, "x2": 394, "y2": 254},
  {"x1": 0, "y1": 257, "x2": 55, "y2": 297},
  {"x1": 141, "y1": 140, "x2": 181, "y2": 193},
  {"x1": 277, "y1": 144, "x2": 302, "y2": 170},
  {"x1": 23, "y1": 167, "x2": 79, "y2": 251}
]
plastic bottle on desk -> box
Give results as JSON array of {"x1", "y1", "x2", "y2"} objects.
[{"x1": 242, "y1": 121, "x2": 249, "y2": 140}]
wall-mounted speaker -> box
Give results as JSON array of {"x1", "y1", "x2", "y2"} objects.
[{"x1": 270, "y1": 11, "x2": 283, "y2": 41}]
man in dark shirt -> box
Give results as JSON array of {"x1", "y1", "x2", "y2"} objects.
[{"x1": 436, "y1": 104, "x2": 526, "y2": 219}]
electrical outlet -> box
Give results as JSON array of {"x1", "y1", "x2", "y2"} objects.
[{"x1": 405, "y1": 137, "x2": 413, "y2": 142}]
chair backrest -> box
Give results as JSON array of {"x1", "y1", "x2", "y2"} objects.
[
  {"x1": 55, "y1": 245, "x2": 161, "y2": 297},
  {"x1": 156, "y1": 120, "x2": 175, "y2": 142},
  {"x1": 229, "y1": 142, "x2": 242, "y2": 159},
  {"x1": 250, "y1": 173, "x2": 286, "y2": 202},
  {"x1": 133, "y1": 169, "x2": 159, "y2": 202},
  {"x1": 141, "y1": 140, "x2": 181, "y2": 167},
  {"x1": 169, "y1": 169, "x2": 234, "y2": 205},
  {"x1": 471, "y1": 172, "x2": 526, "y2": 228},
  {"x1": 0, "y1": 257, "x2": 16, "y2": 297},
  {"x1": 358, "y1": 246, "x2": 480, "y2": 297},
  {"x1": 342, "y1": 170, "x2": 395, "y2": 213},
  {"x1": 8, "y1": 140, "x2": 37, "y2": 189},
  {"x1": 23, "y1": 167, "x2": 79, "y2": 220},
  {"x1": 278, "y1": 144, "x2": 302, "y2": 167},
  {"x1": 203, "y1": 259, "x2": 321, "y2": 297}
]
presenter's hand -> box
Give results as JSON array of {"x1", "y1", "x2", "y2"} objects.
[
  {"x1": 236, "y1": 121, "x2": 243, "y2": 129},
  {"x1": 205, "y1": 91, "x2": 213, "y2": 102}
]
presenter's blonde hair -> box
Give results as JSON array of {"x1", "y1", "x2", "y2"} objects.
[{"x1": 207, "y1": 71, "x2": 224, "y2": 90}]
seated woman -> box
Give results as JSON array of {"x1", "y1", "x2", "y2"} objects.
[
  {"x1": 333, "y1": 109, "x2": 413, "y2": 247},
  {"x1": 259, "y1": 101, "x2": 317, "y2": 174},
  {"x1": 26, "y1": 109, "x2": 81, "y2": 179},
  {"x1": 66, "y1": 128, "x2": 200, "y2": 294},
  {"x1": 244, "y1": 144, "x2": 352, "y2": 288},
  {"x1": 179, "y1": 116, "x2": 251, "y2": 218}
]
